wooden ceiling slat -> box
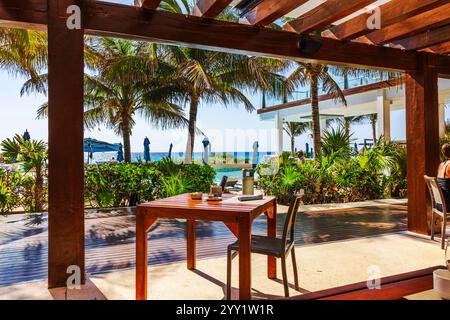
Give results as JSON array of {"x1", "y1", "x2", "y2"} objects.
[
  {"x1": 284, "y1": 0, "x2": 377, "y2": 34},
  {"x1": 423, "y1": 41, "x2": 450, "y2": 55},
  {"x1": 391, "y1": 24, "x2": 450, "y2": 51},
  {"x1": 322, "y1": 0, "x2": 447, "y2": 41},
  {"x1": 134, "y1": 0, "x2": 163, "y2": 10},
  {"x1": 193, "y1": 0, "x2": 234, "y2": 18},
  {"x1": 357, "y1": 3, "x2": 450, "y2": 45},
  {"x1": 241, "y1": 0, "x2": 309, "y2": 26}
]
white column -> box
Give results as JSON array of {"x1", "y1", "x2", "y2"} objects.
[
  {"x1": 276, "y1": 113, "x2": 283, "y2": 155},
  {"x1": 376, "y1": 90, "x2": 391, "y2": 142},
  {"x1": 439, "y1": 96, "x2": 446, "y2": 138},
  {"x1": 320, "y1": 118, "x2": 327, "y2": 136}
]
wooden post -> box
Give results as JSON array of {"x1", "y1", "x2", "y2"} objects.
[
  {"x1": 47, "y1": 0, "x2": 85, "y2": 288},
  {"x1": 405, "y1": 54, "x2": 439, "y2": 235}
]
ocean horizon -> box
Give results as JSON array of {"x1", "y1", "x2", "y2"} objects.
[{"x1": 87, "y1": 151, "x2": 275, "y2": 164}]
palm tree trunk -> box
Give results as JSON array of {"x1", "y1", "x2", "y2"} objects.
[
  {"x1": 185, "y1": 97, "x2": 199, "y2": 164},
  {"x1": 344, "y1": 119, "x2": 350, "y2": 137},
  {"x1": 371, "y1": 119, "x2": 377, "y2": 145},
  {"x1": 310, "y1": 74, "x2": 321, "y2": 155},
  {"x1": 122, "y1": 121, "x2": 132, "y2": 163},
  {"x1": 34, "y1": 166, "x2": 43, "y2": 212},
  {"x1": 291, "y1": 135, "x2": 295, "y2": 156}
]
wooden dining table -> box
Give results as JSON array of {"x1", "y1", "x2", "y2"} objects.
[{"x1": 135, "y1": 193, "x2": 277, "y2": 300}]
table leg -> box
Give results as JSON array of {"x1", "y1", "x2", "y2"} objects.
[
  {"x1": 187, "y1": 219, "x2": 196, "y2": 270},
  {"x1": 136, "y1": 213, "x2": 157, "y2": 300},
  {"x1": 267, "y1": 204, "x2": 277, "y2": 279},
  {"x1": 238, "y1": 215, "x2": 252, "y2": 300}
]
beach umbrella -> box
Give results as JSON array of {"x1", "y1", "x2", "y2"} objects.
[
  {"x1": 117, "y1": 143, "x2": 124, "y2": 163},
  {"x1": 202, "y1": 137, "x2": 210, "y2": 165},
  {"x1": 252, "y1": 141, "x2": 259, "y2": 169},
  {"x1": 23, "y1": 129, "x2": 30, "y2": 141},
  {"x1": 83, "y1": 138, "x2": 121, "y2": 164},
  {"x1": 234, "y1": 151, "x2": 238, "y2": 163},
  {"x1": 168, "y1": 143, "x2": 173, "y2": 159},
  {"x1": 305, "y1": 143, "x2": 309, "y2": 158},
  {"x1": 143, "y1": 137, "x2": 151, "y2": 162}
]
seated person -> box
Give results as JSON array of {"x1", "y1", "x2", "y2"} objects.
[{"x1": 437, "y1": 143, "x2": 450, "y2": 210}]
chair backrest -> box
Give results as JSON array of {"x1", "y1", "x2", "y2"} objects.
[
  {"x1": 424, "y1": 175, "x2": 447, "y2": 213},
  {"x1": 281, "y1": 195, "x2": 302, "y2": 246},
  {"x1": 220, "y1": 176, "x2": 228, "y2": 192}
]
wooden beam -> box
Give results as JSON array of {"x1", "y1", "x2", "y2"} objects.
[
  {"x1": 0, "y1": 0, "x2": 425, "y2": 72},
  {"x1": 241, "y1": 0, "x2": 309, "y2": 26},
  {"x1": 134, "y1": 0, "x2": 163, "y2": 10},
  {"x1": 192, "y1": 0, "x2": 233, "y2": 19},
  {"x1": 423, "y1": 41, "x2": 450, "y2": 55},
  {"x1": 284, "y1": 0, "x2": 377, "y2": 34},
  {"x1": 47, "y1": 0, "x2": 85, "y2": 288},
  {"x1": 391, "y1": 24, "x2": 450, "y2": 51},
  {"x1": 83, "y1": 2, "x2": 418, "y2": 71},
  {"x1": 405, "y1": 54, "x2": 439, "y2": 235},
  {"x1": 322, "y1": 0, "x2": 447, "y2": 41},
  {"x1": 0, "y1": 0, "x2": 47, "y2": 30},
  {"x1": 358, "y1": 3, "x2": 450, "y2": 45}
]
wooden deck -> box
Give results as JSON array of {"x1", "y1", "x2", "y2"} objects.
[{"x1": 0, "y1": 204, "x2": 407, "y2": 287}]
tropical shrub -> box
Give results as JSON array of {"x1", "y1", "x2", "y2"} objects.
[
  {"x1": 84, "y1": 163, "x2": 156, "y2": 208},
  {"x1": 257, "y1": 140, "x2": 407, "y2": 205},
  {"x1": 152, "y1": 157, "x2": 215, "y2": 198},
  {"x1": 84, "y1": 158, "x2": 215, "y2": 208},
  {"x1": 0, "y1": 168, "x2": 21, "y2": 215},
  {"x1": 1, "y1": 135, "x2": 48, "y2": 212}
]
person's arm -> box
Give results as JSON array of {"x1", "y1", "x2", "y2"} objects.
[{"x1": 445, "y1": 163, "x2": 450, "y2": 178}]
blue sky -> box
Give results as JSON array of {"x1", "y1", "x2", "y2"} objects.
[{"x1": 0, "y1": 0, "x2": 413, "y2": 154}]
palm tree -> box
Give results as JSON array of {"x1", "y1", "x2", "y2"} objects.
[
  {"x1": 368, "y1": 113, "x2": 378, "y2": 144},
  {"x1": 286, "y1": 63, "x2": 347, "y2": 155},
  {"x1": 25, "y1": 38, "x2": 189, "y2": 163},
  {"x1": 1, "y1": 135, "x2": 48, "y2": 212},
  {"x1": 80, "y1": 38, "x2": 189, "y2": 162},
  {"x1": 161, "y1": 1, "x2": 289, "y2": 163},
  {"x1": 283, "y1": 122, "x2": 311, "y2": 156},
  {"x1": 0, "y1": 28, "x2": 47, "y2": 78},
  {"x1": 286, "y1": 63, "x2": 399, "y2": 155}
]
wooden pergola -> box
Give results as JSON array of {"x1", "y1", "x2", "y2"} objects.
[{"x1": 1, "y1": 0, "x2": 449, "y2": 290}]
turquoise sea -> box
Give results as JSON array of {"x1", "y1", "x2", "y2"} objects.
[{"x1": 87, "y1": 151, "x2": 274, "y2": 182}]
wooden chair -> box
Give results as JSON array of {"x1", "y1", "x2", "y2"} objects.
[
  {"x1": 424, "y1": 175, "x2": 448, "y2": 249},
  {"x1": 226, "y1": 195, "x2": 302, "y2": 299},
  {"x1": 219, "y1": 176, "x2": 228, "y2": 193}
]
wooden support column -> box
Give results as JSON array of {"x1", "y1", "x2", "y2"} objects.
[
  {"x1": 48, "y1": 0, "x2": 85, "y2": 288},
  {"x1": 405, "y1": 54, "x2": 439, "y2": 235}
]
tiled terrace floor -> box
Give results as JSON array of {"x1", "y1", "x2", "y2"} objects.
[{"x1": 0, "y1": 204, "x2": 407, "y2": 287}]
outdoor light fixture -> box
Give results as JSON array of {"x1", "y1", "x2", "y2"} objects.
[
  {"x1": 299, "y1": 35, "x2": 323, "y2": 55},
  {"x1": 235, "y1": 0, "x2": 264, "y2": 17}
]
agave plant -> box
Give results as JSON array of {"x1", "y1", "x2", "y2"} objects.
[{"x1": 321, "y1": 126, "x2": 353, "y2": 157}]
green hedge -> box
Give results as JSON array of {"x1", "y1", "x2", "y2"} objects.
[
  {"x1": 84, "y1": 159, "x2": 216, "y2": 208},
  {"x1": 256, "y1": 143, "x2": 407, "y2": 206}
]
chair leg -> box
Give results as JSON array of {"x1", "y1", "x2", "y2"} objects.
[
  {"x1": 291, "y1": 249, "x2": 299, "y2": 291},
  {"x1": 441, "y1": 219, "x2": 446, "y2": 250},
  {"x1": 431, "y1": 211, "x2": 435, "y2": 241},
  {"x1": 281, "y1": 258, "x2": 289, "y2": 297},
  {"x1": 226, "y1": 249, "x2": 232, "y2": 300}
]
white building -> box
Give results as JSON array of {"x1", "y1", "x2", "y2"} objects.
[{"x1": 258, "y1": 78, "x2": 450, "y2": 154}]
